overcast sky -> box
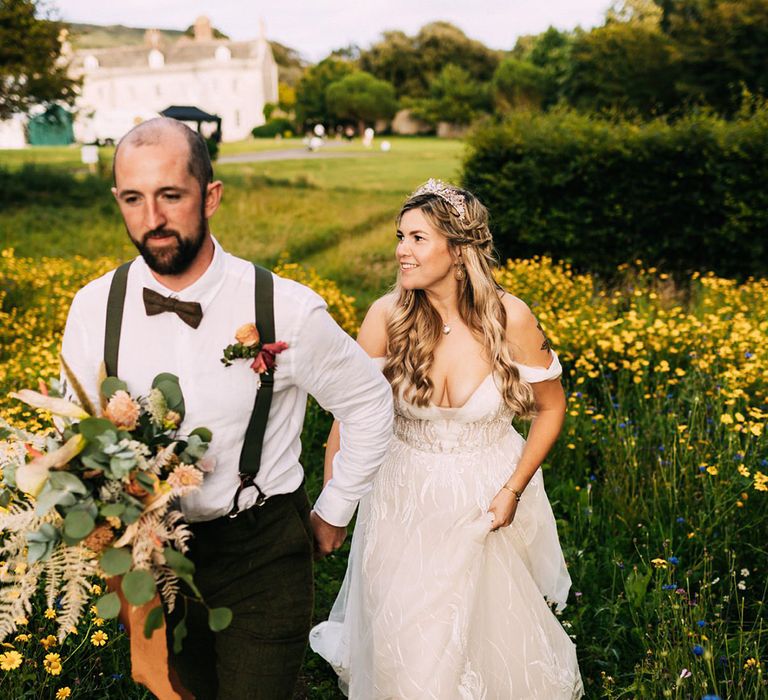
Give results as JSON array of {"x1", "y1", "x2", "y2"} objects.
[{"x1": 52, "y1": 1, "x2": 611, "y2": 60}]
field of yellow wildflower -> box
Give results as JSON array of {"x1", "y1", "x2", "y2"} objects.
[{"x1": 1, "y1": 247, "x2": 765, "y2": 698}]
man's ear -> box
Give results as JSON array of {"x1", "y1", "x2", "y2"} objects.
[
  {"x1": 204, "y1": 180, "x2": 223, "y2": 219},
  {"x1": 111, "y1": 186, "x2": 118, "y2": 201}
]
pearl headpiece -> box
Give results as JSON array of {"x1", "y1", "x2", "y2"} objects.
[{"x1": 412, "y1": 179, "x2": 467, "y2": 222}]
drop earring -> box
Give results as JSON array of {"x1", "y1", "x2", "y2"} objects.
[{"x1": 454, "y1": 262, "x2": 465, "y2": 281}]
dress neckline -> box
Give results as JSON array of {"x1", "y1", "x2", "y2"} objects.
[{"x1": 430, "y1": 372, "x2": 495, "y2": 411}]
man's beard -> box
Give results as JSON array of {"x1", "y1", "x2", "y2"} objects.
[{"x1": 132, "y1": 217, "x2": 207, "y2": 276}]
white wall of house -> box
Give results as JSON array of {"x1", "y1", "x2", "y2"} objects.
[{"x1": 71, "y1": 19, "x2": 278, "y2": 143}]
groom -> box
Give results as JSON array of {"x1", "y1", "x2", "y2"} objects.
[{"x1": 60, "y1": 118, "x2": 393, "y2": 698}]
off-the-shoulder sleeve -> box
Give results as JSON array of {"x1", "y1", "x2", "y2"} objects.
[{"x1": 513, "y1": 350, "x2": 562, "y2": 383}]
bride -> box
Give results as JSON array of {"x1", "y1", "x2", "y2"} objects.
[{"x1": 310, "y1": 180, "x2": 584, "y2": 699}]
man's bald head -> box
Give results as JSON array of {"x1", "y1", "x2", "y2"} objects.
[{"x1": 113, "y1": 117, "x2": 213, "y2": 197}]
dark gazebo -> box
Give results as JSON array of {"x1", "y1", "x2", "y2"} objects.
[{"x1": 160, "y1": 105, "x2": 222, "y2": 142}]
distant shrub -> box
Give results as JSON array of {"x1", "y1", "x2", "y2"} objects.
[
  {"x1": 462, "y1": 108, "x2": 768, "y2": 279},
  {"x1": 0, "y1": 165, "x2": 108, "y2": 207},
  {"x1": 251, "y1": 118, "x2": 295, "y2": 138}
]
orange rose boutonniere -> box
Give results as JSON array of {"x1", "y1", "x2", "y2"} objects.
[{"x1": 221, "y1": 323, "x2": 288, "y2": 374}]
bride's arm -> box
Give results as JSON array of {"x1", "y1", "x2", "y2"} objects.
[
  {"x1": 323, "y1": 295, "x2": 392, "y2": 486},
  {"x1": 488, "y1": 295, "x2": 566, "y2": 530}
]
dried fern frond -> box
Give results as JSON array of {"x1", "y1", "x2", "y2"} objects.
[
  {"x1": 55, "y1": 546, "x2": 99, "y2": 642},
  {"x1": 155, "y1": 564, "x2": 181, "y2": 613},
  {"x1": 0, "y1": 565, "x2": 41, "y2": 641}
]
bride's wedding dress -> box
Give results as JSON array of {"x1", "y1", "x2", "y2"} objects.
[{"x1": 311, "y1": 353, "x2": 584, "y2": 699}]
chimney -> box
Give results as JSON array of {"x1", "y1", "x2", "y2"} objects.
[{"x1": 194, "y1": 16, "x2": 213, "y2": 42}]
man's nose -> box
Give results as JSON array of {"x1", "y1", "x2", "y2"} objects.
[{"x1": 144, "y1": 199, "x2": 167, "y2": 230}]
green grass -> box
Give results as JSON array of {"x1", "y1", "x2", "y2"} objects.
[{"x1": 0, "y1": 137, "x2": 463, "y2": 306}]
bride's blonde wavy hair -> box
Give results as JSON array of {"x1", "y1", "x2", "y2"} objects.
[{"x1": 383, "y1": 182, "x2": 536, "y2": 417}]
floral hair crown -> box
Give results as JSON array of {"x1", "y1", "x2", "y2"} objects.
[{"x1": 412, "y1": 178, "x2": 467, "y2": 222}]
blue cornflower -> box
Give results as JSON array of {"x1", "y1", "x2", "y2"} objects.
[
  {"x1": 676, "y1": 517, "x2": 685, "y2": 523},
  {"x1": 692, "y1": 645, "x2": 704, "y2": 656},
  {"x1": 662, "y1": 584, "x2": 677, "y2": 590},
  {"x1": 111, "y1": 673, "x2": 124, "y2": 680},
  {"x1": 575, "y1": 392, "x2": 583, "y2": 398},
  {"x1": 761, "y1": 458, "x2": 768, "y2": 467},
  {"x1": 589, "y1": 474, "x2": 597, "y2": 481},
  {"x1": 658, "y1": 445, "x2": 665, "y2": 452},
  {"x1": 733, "y1": 453, "x2": 743, "y2": 461},
  {"x1": 619, "y1": 422, "x2": 627, "y2": 428},
  {"x1": 745, "y1": 351, "x2": 754, "y2": 359},
  {"x1": 668, "y1": 556, "x2": 680, "y2": 565},
  {"x1": 697, "y1": 620, "x2": 706, "y2": 628},
  {"x1": 702, "y1": 695, "x2": 721, "y2": 700}
]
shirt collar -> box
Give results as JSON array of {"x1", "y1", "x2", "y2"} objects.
[{"x1": 136, "y1": 235, "x2": 227, "y2": 308}]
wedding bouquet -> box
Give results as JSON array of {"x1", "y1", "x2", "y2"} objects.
[{"x1": 0, "y1": 362, "x2": 231, "y2": 650}]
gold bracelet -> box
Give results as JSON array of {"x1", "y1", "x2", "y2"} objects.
[{"x1": 502, "y1": 484, "x2": 522, "y2": 501}]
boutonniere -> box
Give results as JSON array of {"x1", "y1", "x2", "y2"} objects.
[{"x1": 221, "y1": 323, "x2": 288, "y2": 374}]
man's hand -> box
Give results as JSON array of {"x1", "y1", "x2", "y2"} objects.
[{"x1": 309, "y1": 510, "x2": 347, "y2": 559}]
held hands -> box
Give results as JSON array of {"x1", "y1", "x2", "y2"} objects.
[
  {"x1": 488, "y1": 488, "x2": 520, "y2": 531},
  {"x1": 310, "y1": 510, "x2": 347, "y2": 559}
]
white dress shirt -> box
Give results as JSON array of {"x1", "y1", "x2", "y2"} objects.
[{"x1": 60, "y1": 238, "x2": 394, "y2": 526}]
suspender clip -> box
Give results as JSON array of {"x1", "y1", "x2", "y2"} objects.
[{"x1": 228, "y1": 473, "x2": 267, "y2": 518}]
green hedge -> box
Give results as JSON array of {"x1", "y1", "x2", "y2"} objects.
[
  {"x1": 251, "y1": 118, "x2": 295, "y2": 138},
  {"x1": 462, "y1": 108, "x2": 768, "y2": 279}
]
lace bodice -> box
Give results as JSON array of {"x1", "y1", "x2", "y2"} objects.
[{"x1": 389, "y1": 352, "x2": 563, "y2": 454}]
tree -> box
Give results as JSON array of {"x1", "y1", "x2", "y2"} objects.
[
  {"x1": 606, "y1": 0, "x2": 663, "y2": 24},
  {"x1": 564, "y1": 21, "x2": 679, "y2": 116},
  {"x1": 664, "y1": 0, "x2": 768, "y2": 115},
  {"x1": 492, "y1": 58, "x2": 549, "y2": 111},
  {"x1": 409, "y1": 64, "x2": 490, "y2": 125},
  {"x1": 325, "y1": 71, "x2": 398, "y2": 133},
  {"x1": 0, "y1": 0, "x2": 79, "y2": 120},
  {"x1": 295, "y1": 57, "x2": 354, "y2": 127},
  {"x1": 360, "y1": 22, "x2": 499, "y2": 98}
]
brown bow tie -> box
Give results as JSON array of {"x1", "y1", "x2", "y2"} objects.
[{"x1": 143, "y1": 288, "x2": 203, "y2": 329}]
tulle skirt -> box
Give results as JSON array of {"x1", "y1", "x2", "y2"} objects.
[{"x1": 311, "y1": 427, "x2": 584, "y2": 699}]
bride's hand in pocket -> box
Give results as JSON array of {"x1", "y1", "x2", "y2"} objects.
[{"x1": 488, "y1": 489, "x2": 519, "y2": 531}]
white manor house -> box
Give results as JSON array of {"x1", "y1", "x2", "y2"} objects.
[{"x1": 70, "y1": 16, "x2": 278, "y2": 143}]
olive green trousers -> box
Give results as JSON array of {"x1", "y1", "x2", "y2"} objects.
[{"x1": 166, "y1": 487, "x2": 314, "y2": 699}]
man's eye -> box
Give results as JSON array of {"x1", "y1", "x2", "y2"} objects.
[
  {"x1": 164, "y1": 193, "x2": 181, "y2": 200},
  {"x1": 124, "y1": 196, "x2": 139, "y2": 204}
]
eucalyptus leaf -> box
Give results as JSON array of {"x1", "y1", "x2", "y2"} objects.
[
  {"x1": 122, "y1": 506, "x2": 142, "y2": 525},
  {"x1": 100, "y1": 503, "x2": 125, "y2": 517},
  {"x1": 152, "y1": 373, "x2": 185, "y2": 418},
  {"x1": 163, "y1": 547, "x2": 195, "y2": 578},
  {"x1": 208, "y1": 607, "x2": 233, "y2": 632},
  {"x1": 100, "y1": 547, "x2": 133, "y2": 576},
  {"x1": 48, "y1": 471, "x2": 88, "y2": 494},
  {"x1": 0, "y1": 490, "x2": 10, "y2": 508},
  {"x1": 179, "y1": 435, "x2": 207, "y2": 463},
  {"x1": 143, "y1": 605, "x2": 165, "y2": 639},
  {"x1": 95, "y1": 591, "x2": 121, "y2": 619},
  {"x1": 189, "y1": 427, "x2": 212, "y2": 444},
  {"x1": 27, "y1": 541, "x2": 50, "y2": 563},
  {"x1": 172, "y1": 616, "x2": 188, "y2": 654},
  {"x1": 63, "y1": 510, "x2": 95, "y2": 541},
  {"x1": 101, "y1": 376, "x2": 128, "y2": 400},
  {"x1": 121, "y1": 570, "x2": 156, "y2": 606},
  {"x1": 78, "y1": 417, "x2": 117, "y2": 441}
]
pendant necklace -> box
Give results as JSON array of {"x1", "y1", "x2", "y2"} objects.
[{"x1": 441, "y1": 315, "x2": 460, "y2": 335}]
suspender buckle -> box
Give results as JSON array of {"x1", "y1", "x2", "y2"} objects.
[{"x1": 228, "y1": 473, "x2": 267, "y2": 518}]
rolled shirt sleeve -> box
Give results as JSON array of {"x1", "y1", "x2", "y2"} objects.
[{"x1": 293, "y1": 306, "x2": 394, "y2": 527}]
